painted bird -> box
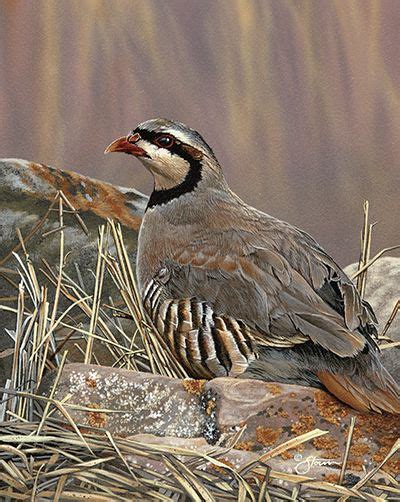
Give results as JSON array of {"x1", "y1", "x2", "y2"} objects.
[{"x1": 105, "y1": 118, "x2": 400, "y2": 414}]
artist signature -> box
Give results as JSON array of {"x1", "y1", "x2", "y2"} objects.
[{"x1": 294, "y1": 453, "x2": 341, "y2": 474}]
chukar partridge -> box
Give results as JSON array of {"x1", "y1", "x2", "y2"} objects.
[{"x1": 105, "y1": 118, "x2": 400, "y2": 413}]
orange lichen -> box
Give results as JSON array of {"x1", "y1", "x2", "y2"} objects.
[
  {"x1": 372, "y1": 446, "x2": 390, "y2": 463},
  {"x1": 312, "y1": 436, "x2": 338, "y2": 451},
  {"x1": 372, "y1": 446, "x2": 400, "y2": 475},
  {"x1": 351, "y1": 412, "x2": 399, "y2": 445},
  {"x1": 265, "y1": 383, "x2": 282, "y2": 396},
  {"x1": 386, "y1": 458, "x2": 400, "y2": 475},
  {"x1": 321, "y1": 449, "x2": 341, "y2": 460},
  {"x1": 85, "y1": 377, "x2": 97, "y2": 389},
  {"x1": 256, "y1": 426, "x2": 283, "y2": 446},
  {"x1": 346, "y1": 459, "x2": 364, "y2": 471},
  {"x1": 277, "y1": 409, "x2": 289, "y2": 418},
  {"x1": 291, "y1": 415, "x2": 315, "y2": 435},
  {"x1": 182, "y1": 379, "x2": 206, "y2": 396},
  {"x1": 349, "y1": 443, "x2": 370, "y2": 457},
  {"x1": 27, "y1": 162, "x2": 143, "y2": 230},
  {"x1": 210, "y1": 458, "x2": 235, "y2": 474},
  {"x1": 86, "y1": 403, "x2": 107, "y2": 428},
  {"x1": 314, "y1": 390, "x2": 350, "y2": 425},
  {"x1": 235, "y1": 441, "x2": 256, "y2": 451},
  {"x1": 324, "y1": 473, "x2": 339, "y2": 483},
  {"x1": 280, "y1": 450, "x2": 294, "y2": 460},
  {"x1": 205, "y1": 399, "x2": 216, "y2": 416}
]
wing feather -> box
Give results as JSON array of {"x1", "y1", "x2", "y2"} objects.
[{"x1": 160, "y1": 228, "x2": 369, "y2": 357}]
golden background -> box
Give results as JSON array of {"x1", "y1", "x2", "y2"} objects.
[{"x1": 0, "y1": 0, "x2": 399, "y2": 265}]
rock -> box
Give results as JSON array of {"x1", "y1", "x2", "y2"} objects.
[
  {"x1": 41, "y1": 363, "x2": 400, "y2": 480},
  {"x1": 344, "y1": 257, "x2": 400, "y2": 341},
  {"x1": 344, "y1": 257, "x2": 400, "y2": 380},
  {"x1": 0, "y1": 159, "x2": 147, "y2": 384},
  {"x1": 40, "y1": 363, "x2": 216, "y2": 441}
]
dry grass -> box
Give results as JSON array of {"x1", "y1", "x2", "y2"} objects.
[{"x1": 0, "y1": 192, "x2": 399, "y2": 501}]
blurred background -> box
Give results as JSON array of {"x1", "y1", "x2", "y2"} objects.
[{"x1": 0, "y1": 0, "x2": 399, "y2": 266}]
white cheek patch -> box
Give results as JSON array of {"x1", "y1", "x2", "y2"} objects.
[{"x1": 138, "y1": 140, "x2": 191, "y2": 190}]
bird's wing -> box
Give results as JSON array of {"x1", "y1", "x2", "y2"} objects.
[
  {"x1": 151, "y1": 227, "x2": 369, "y2": 361},
  {"x1": 259, "y1": 219, "x2": 377, "y2": 334}
]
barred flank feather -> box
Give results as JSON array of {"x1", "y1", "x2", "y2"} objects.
[{"x1": 143, "y1": 279, "x2": 257, "y2": 378}]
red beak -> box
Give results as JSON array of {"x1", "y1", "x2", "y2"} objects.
[{"x1": 104, "y1": 134, "x2": 148, "y2": 157}]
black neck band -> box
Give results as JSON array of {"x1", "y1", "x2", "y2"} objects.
[
  {"x1": 147, "y1": 162, "x2": 202, "y2": 208},
  {"x1": 136, "y1": 129, "x2": 203, "y2": 210}
]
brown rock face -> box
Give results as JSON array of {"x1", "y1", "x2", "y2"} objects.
[
  {"x1": 41, "y1": 364, "x2": 400, "y2": 480},
  {"x1": 0, "y1": 159, "x2": 147, "y2": 384}
]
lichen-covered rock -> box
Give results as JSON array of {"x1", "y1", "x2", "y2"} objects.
[
  {"x1": 0, "y1": 159, "x2": 147, "y2": 384},
  {"x1": 41, "y1": 364, "x2": 400, "y2": 480},
  {"x1": 0, "y1": 158, "x2": 146, "y2": 288},
  {"x1": 40, "y1": 364, "x2": 211, "y2": 439},
  {"x1": 344, "y1": 257, "x2": 399, "y2": 341}
]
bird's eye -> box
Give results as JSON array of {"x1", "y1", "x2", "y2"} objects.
[{"x1": 155, "y1": 134, "x2": 174, "y2": 148}]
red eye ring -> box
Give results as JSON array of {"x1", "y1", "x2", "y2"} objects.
[{"x1": 154, "y1": 134, "x2": 175, "y2": 149}]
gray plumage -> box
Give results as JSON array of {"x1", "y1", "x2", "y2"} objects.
[{"x1": 106, "y1": 118, "x2": 400, "y2": 414}]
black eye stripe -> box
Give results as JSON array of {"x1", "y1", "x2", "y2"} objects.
[
  {"x1": 134, "y1": 129, "x2": 196, "y2": 162},
  {"x1": 133, "y1": 124, "x2": 217, "y2": 162},
  {"x1": 135, "y1": 129, "x2": 176, "y2": 146}
]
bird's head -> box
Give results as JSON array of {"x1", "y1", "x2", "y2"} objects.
[{"x1": 105, "y1": 118, "x2": 225, "y2": 208}]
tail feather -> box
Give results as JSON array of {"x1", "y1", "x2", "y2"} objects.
[{"x1": 317, "y1": 368, "x2": 400, "y2": 414}]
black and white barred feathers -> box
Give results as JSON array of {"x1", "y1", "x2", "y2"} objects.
[{"x1": 142, "y1": 277, "x2": 257, "y2": 379}]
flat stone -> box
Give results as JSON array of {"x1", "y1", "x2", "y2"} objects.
[
  {"x1": 40, "y1": 364, "x2": 211, "y2": 440},
  {"x1": 41, "y1": 363, "x2": 400, "y2": 480}
]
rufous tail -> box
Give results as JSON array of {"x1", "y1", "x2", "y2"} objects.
[{"x1": 317, "y1": 367, "x2": 400, "y2": 414}]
